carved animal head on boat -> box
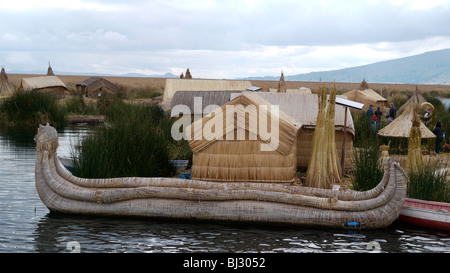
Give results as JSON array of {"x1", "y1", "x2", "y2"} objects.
[{"x1": 35, "y1": 123, "x2": 59, "y2": 156}]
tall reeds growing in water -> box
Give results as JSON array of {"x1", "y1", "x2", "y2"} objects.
[
  {"x1": 73, "y1": 95, "x2": 192, "y2": 178},
  {"x1": 351, "y1": 110, "x2": 383, "y2": 191},
  {"x1": 0, "y1": 90, "x2": 66, "y2": 129}
]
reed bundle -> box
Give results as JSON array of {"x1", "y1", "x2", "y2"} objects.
[
  {"x1": 326, "y1": 85, "x2": 342, "y2": 184},
  {"x1": 306, "y1": 85, "x2": 342, "y2": 188}
]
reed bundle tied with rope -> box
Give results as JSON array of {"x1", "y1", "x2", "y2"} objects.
[
  {"x1": 406, "y1": 105, "x2": 423, "y2": 172},
  {"x1": 306, "y1": 85, "x2": 342, "y2": 189}
]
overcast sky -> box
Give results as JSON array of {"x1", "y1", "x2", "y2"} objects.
[{"x1": 1, "y1": 0, "x2": 450, "y2": 79}]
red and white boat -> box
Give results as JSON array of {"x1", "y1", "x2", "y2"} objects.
[{"x1": 399, "y1": 198, "x2": 450, "y2": 231}]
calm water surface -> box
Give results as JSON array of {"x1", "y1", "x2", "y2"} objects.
[{"x1": 0, "y1": 125, "x2": 449, "y2": 253}]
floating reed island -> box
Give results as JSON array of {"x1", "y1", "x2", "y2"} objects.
[{"x1": 35, "y1": 124, "x2": 407, "y2": 229}]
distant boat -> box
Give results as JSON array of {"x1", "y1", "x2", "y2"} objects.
[
  {"x1": 35, "y1": 124, "x2": 408, "y2": 229},
  {"x1": 58, "y1": 156, "x2": 74, "y2": 172},
  {"x1": 399, "y1": 198, "x2": 450, "y2": 231}
]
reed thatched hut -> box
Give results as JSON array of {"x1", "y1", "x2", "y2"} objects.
[
  {"x1": 0, "y1": 67, "x2": 14, "y2": 97},
  {"x1": 19, "y1": 76, "x2": 67, "y2": 99},
  {"x1": 186, "y1": 93, "x2": 301, "y2": 182},
  {"x1": 378, "y1": 90, "x2": 435, "y2": 139},
  {"x1": 342, "y1": 89, "x2": 388, "y2": 110},
  {"x1": 163, "y1": 79, "x2": 252, "y2": 101},
  {"x1": 231, "y1": 92, "x2": 355, "y2": 170},
  {"x1": 76, "y1": 77, "x2": 118, "y2": 98}
]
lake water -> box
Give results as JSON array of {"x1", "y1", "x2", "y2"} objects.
[{"x1": 0, "y1": 125, "x2": 449, "y2": 256}]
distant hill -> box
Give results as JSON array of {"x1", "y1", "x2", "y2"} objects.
[{"x1": 244, "y1": 48, "x2": 450, "y2": 85}]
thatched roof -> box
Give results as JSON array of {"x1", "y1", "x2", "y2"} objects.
[
  {"x1": 187, "y1": 93, "x2": 302, "y2": 155},
  {"x1": 170, "y1": 90, "x2": 243, "y2": 115},
  {"x1": 20, "y1": 76, "x2": 67, "y2": 91},
  {"x1": 231, "y1": 92, "x2": 355, "y2": 136},
  {"x1": 341, "y1": 89, "x2": 387, "y2": 110},
  {"x1": 76, "y1": 77, "x2": 118, "y2": 92},
  {"x1": 269, "y1": 87, "x2": 312, "y2": 94},
  {"x1": 378, "y1": 91, "x2": 435, "y2": 139},
  {"x1": 163, "y1": 78, "x2": 252, "y2": 101},
  {"x1": 0, "y1": 67, "x2": 14, "y2": 96},
  {"x1": 398, "y1": 91, "x2": 426, "y2": 113}
]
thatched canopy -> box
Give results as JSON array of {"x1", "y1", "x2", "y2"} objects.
[
  {"x1": 170, "y1": 90, "x2": 243, "y2": 115},
  {"x1": 20, "y1": 76, "x2": 67, "y2": 91},
  {"x1": 186, "y1": 94, "x2": 301, "y2": 182},
  {"x1": 342, "y1": 89, "x2": 387, "y2": 110},
  {"x1": 378, "y1": 91, "x2": 435, "y2": 139},
  {"x1": 163, "y1": 78, "x2": 252, "y2": 101},
  {"x1": 0, "y1": 67, "x2": 14, "y2": 96},
  {"x1": 76, "y1": 77, "x2": 118, "y2": 98}
]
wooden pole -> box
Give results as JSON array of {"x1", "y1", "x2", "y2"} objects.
[{"x1": 341, "y1": 106, "x2": 348, "y2": 175}]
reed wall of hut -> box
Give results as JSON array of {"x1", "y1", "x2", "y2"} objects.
[{"x1": 186, "y1": 94, "x2": 301, "y2": 183}]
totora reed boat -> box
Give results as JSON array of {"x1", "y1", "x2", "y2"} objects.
[{"x1": 34, "y1": 124, "x2": 408, "y2": 229}]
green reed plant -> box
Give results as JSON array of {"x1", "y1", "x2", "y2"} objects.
[
  {"x1": 0, "y1": 90, "x2": 66, "y2": 129},
  {"x1": 72, "y1": 101, "x2": 192, "y2": 179},
  {"x1": 350, "y1": 138, "x2": 384, "y2": 191},
  {"x1": 63, "y1": 95, "x2": 98, "y2": 115},
  {"x1": 408, "y1": 163, "x2": 450, "y2": 203}
]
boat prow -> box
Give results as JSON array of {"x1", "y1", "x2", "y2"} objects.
[{"x1": 34, "y1": 124, "x2": 408, "y2": 229}]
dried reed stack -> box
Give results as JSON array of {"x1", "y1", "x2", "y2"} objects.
[
  {"x1": 306, "y1": 85, "x2": 331, "y2": 189},
  {"x1": 278, "y1": 71, "x2": 286, "y2": 93},
  {"x1": 406, "y1": 105, "x2": 423, "y2": 172},
  {"x1": 326, "y1": 85, "x2": 342, "y2": 184}
]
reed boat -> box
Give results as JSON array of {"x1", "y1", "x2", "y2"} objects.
[
  {"x1": 34, "y1": 124, "x2": 407, "y2": 229},
  {"x1": 399, "y1": 198, "x2": 450, "y2": 231}
]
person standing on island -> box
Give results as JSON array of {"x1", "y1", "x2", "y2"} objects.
[
  {"x1": 433, "y1": 121, "x2": 445, "y2": 154},
  {"x1": 375, "y1": 106, "x2": 383, "y2": 127},
  {"x1": 387, "y1": 103, "x2": 396, "y2": 123},
  {"x1": 366, "y1": 105, "x2": 374, "y2": 118}
]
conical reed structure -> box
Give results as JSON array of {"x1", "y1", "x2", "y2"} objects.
[
  {"x1": 185, "y1": 68, "x2": 192, "y2": 79},
  {"x1": 0, "y1": 67, "x2": 14, "y2": 96},
  {"x1": 406, "y1": 104, "x2": 423, "y2": 172},
  {"x1": 278, "y1": 71, "x2": 286, "y2": 93},
  {"x1": 47, "y1": 62, "x2": 54, "y2": 76}
]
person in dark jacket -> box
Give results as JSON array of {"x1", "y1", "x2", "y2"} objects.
[
  {"x1": 432, "y1": 121, "x2": 445, "y2": 153},
  {"x1": 375, "y1": 107, "x2": 382, "y2": 127},
  {"x1": 387, "y1": 103, "x2": 396, "y2": 123}
]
